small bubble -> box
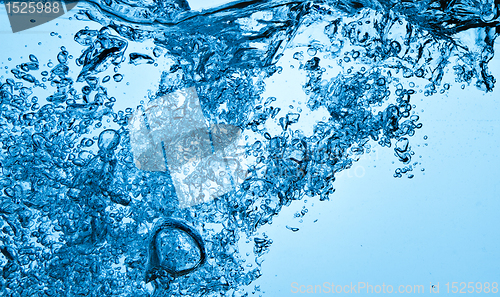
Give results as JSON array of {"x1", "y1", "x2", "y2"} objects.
[
  {"x1": 153, "y1": 47, "x2": 162, "y2": 58},
  {"x1": 293, "y1": 52, "x2": 304, "y2": 61},
  {"x1": 29, "y1": 54, "x2": 38, "y2": 63},
  {"x1": 113, "y1": 74, "x2": 123, "y2": 82},
  {"x1": 307, "y1": 47, "x2": 317, "y2": 56},
  {"x1": 81, "y1": 138, "x2": 94, "y2": 147},
  {"x1": 98, "y1": 129, "x2": 120, "y2": 151}
]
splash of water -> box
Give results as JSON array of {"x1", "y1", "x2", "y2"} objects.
[{"x1": 1, "y1": 0, "x2": 499, "y2": 296}]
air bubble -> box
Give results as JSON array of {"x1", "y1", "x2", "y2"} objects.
[
  {"x1": 113, "y1": 74, "x2": 123, "y2": 82},
  {"x1": 307, "y1": 47, "x2": 317, "y2": 56},
  {"x1": 98, "y1": 129, "x2": 120, "y2": 151}
]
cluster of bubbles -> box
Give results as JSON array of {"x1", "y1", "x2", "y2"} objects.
[{"x1": 1, "y1": 0, "x2": 499, "y2": 296}]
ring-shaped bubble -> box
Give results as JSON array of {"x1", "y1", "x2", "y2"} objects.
[{"x1": 145, "y1": 218, "x2": 206, "y2": 282}]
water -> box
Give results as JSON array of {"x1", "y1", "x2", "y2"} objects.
[{"x1": 0, "y1": 0, "x2": 499, "y2": 296}]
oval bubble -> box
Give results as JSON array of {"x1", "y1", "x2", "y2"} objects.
[
  {"x1": 145, "y1": 218, "x2": 206, "y2": 282},
  {"x1": 98, "y1": 129, "x2": 120, "y2": 151}
]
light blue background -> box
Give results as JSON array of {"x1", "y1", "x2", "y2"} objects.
[{"x1": 1, "y1": 1, "x2": 499, "y2": 296}]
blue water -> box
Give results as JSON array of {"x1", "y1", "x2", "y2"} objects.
[{"x1": 0, "y1": 0, "x2": 499, "y2": 296}]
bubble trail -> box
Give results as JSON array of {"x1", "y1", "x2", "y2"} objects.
[{"x1": 1, "y1": 0, "x2": 500, "y2": 296}]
